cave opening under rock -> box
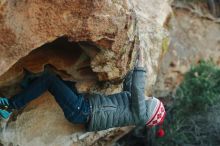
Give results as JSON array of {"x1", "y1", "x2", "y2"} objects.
[{"x1": 0, "y1": 36, "x2": 100, "y2": 97}]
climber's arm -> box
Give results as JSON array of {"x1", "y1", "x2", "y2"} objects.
[
  {"x1": 130, "y1": 48, "x2": 147, "y2": 122},
  {"x1": 123, "y1": 47, "x2": 145, "y2": 92}
]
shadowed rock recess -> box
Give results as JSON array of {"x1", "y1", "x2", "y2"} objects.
[{"x1": 0, "y1": 0, "x2": 171, "y2": 145}]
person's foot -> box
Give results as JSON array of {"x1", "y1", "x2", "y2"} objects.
[
  {"x1": 0, "y1": 97, "x2": 12, "y2": 119},
  {"x1": 0, "y1": 109, "x2": 11, "y2": 119}
]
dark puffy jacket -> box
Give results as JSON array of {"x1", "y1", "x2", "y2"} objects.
[{"x1": 86, "y1": 67, "x2": 148, "y2": 131}]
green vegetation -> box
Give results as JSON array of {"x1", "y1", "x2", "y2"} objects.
[
  {"x1": 176, "y1": 60, "x2": 220, "y2": 113},
  {"x1": 154, "y1": 60, "x2": 220, "y2": 146}
]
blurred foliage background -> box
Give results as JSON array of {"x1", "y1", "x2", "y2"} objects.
[
  {"x1": 155, "y1": 60, "x2": 220, "y2": 146},
  {"x1": 114, "y1": 60, "x2": 220, "y2": 146}
]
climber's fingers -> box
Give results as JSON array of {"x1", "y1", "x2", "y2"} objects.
[
  {"x1": 137, "y1": 47, "x2": 145, "y2": 68},
  {"x1": 138, "y1": 47, "x2": 144, "y2": 61}
]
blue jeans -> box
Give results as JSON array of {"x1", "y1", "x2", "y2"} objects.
[{"x1": 9, "y1": 73, "x2": 91, "y2": 124}]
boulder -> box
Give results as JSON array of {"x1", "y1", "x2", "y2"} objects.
[{"x1": 0, "y1": 0, "x2": 171, "y2": 145}]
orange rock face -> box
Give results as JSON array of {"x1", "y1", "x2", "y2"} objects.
[
  {"x1": 0, "y1": 0, "x2": 171, "y2": 145},
  {"x1": 0, "y1": 0, "x2": 131, "y2": 80}
]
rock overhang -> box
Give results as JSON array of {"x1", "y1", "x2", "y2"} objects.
[{"x1": 0, "y1": 0, "x2": 172, "y2": 145}]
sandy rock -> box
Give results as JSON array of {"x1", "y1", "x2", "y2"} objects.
[
  {"x1": 154, "y1": 1, "x2": 220, "y2": 97},
  {"x1": 0, "y1": 0, "x2": 171, "y2": 145}
]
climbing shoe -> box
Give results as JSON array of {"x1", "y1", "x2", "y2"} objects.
[{"x1": 0, "y1": 97, "x2": 12, "y2": 119}]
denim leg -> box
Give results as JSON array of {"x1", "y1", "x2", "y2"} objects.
[{"x1": 10, "y1": 73, "x2": 90, "y2": 124}]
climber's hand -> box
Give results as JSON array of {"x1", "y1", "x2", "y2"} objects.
[{"x1": 137, "y1": 47, "x2": 145, "y2": 68}]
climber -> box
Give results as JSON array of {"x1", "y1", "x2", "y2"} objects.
[{"x1": 0, "y1": 47, "x2": 166, "y2": 132}]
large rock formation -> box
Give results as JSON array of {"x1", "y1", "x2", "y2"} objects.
[
  {"x1": 154, "y1": 0, "x2": 220, "y2": 97},
  {"x1": 0, "y1": 0, "x2": 171, "y2": 145}
]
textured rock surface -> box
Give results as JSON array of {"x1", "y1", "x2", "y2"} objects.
[
  {"x1": 154, "y1": 1, "x2": 220, "y2": 97},
  {"x1": 0, "y1": 0, "x2": 171, "y2": 145}
]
